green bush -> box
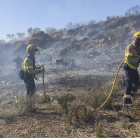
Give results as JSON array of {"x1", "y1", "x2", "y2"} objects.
[
  {"x1": 40, "y1": 94, "x2": 51, "y2": 103},
  {"x1": 57, "y1": 95, "x2": 69, "y2": 115},
  {"x1": 95, "y1": 121, "x2": 103, "y2": 138},
  {"x1": 85, "y1": 76, "x2": 121, "y2": 110},
  {"x1": 76, "y1": 105, "x2": 93, "y2": 122}
]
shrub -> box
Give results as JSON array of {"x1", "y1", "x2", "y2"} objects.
[
  {"x1": 125, "y1": 5, "x2": 140, "y2": 16},
  {"x1": 57, "y1": 94, "x2": 76, "y2": 115},
  {"x1": 95, "y1": 121, "x2": 103, "y2": 138},
  {"x1": 40, "y1": 94, "x2": 51, "y2": 103},
  {"x1": 76, "y1": 105, "x2": 93, "y2": 122},
  {"x1": 85, "y1": 76, "x2": 121, "y2": 110},
  {"x1": 15, "y1": 95, "x2": 37, "y2": 115},
  {"x1": 57, "y1": 95, "x2": 69, "y2": 115}
]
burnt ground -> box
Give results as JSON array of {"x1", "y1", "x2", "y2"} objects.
[
  {"x1": 0, "y1": 69, "x2": 140, "y2": 138},
  {"x1": 1, "y1": 89, "x2": 140, "y2": 138}
]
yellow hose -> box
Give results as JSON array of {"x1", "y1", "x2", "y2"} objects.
[
  {"x1": 95, "y1": 58, "x2": 126, "y2": 111},
  {"x1": 42, "y1": 64, "x2": 57, "y2": 112}
]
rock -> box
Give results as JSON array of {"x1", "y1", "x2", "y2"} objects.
[
  {"x1": 56, "y1": 59, "x2": 68, "y2": 66},
  {"x1": 12, "y1": 42, "x2": 26, "y2": 54},
  {"x1": 87, "y1": 48, "x2": 94, "y2": 55},
  {"x1": 69, "y1": 60, "x2": 77, "y2": 68},
  {"x1": 88, "y1": 30, "x2": 98, "y2": 37},
  {"x1": 57, "y1": 47, "x2": 68, "y2": 59},
  {"x1": 87, "y1": 48, "x2": 101, "y2": 57}
]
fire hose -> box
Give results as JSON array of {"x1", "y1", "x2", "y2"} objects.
[
  {"x1": 42, "y1": 64, "x2": 57, "y2": 111},
  {"x1": 95, "y1": 58, "x2": 126, "y2": 111}
]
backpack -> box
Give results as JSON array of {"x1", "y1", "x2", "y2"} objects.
[{"x1": 19, "y1": 69, "x2": 25, "y2": 80}]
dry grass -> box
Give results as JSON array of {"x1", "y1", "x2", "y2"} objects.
[
  {"x1": 15, "y1": 94, "x2": 38, "y2": 115},
  {"x1": 85, "y1": 77, "x2": 122, "y2": 110},
  {"x1": 55, "y1": 75, "x2": 122, "y2": 125},
  {"x1": 1, "y1": 75, "x2": 140, "y2": 138},
  {"x1": 57, "y1": 93, "x2": 76, "y2": 115}
]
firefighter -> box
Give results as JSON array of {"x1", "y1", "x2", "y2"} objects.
[
  {"x1": 123, "y1": 31, "x2": 140, "y2": 106},
  {"x1": 23, "y1": 44, "x2": 45, "y2": 96},
  {"x1": 13, "y1": 55, "x2": 23, "y2": 74}
]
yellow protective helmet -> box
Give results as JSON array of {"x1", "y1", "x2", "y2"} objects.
[
  {"x1": 133, "y1": 31, "x2": 140, "y2": 39},
  {"x1": 26, "y1": 44, "x2": 39, "y2": 52}
]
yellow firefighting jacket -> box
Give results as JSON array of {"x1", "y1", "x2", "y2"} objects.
[
  {"x1": 124, "y1": 43, "x2": 140, "y2": 69},
  {"x1": 23, "y1": 55, "x2": 40, "y2": 75}
]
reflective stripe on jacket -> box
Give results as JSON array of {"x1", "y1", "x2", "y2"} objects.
[
  {"x1": 124, "y1": 94, "x2": 131, "y2": 98},
  {"x1": 124, "y1": 43, "x2": 140, "y2": 69},
  {"x1": 23, "y1": 55, "x2": 39, "y2": 75}
]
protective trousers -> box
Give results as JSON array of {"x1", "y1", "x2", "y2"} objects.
[
  {"x1": 23, "y1": 75, "x2": 36, "y2": 96},
  {"x1": 124, "y1": 64, "x2": 139, "y2": 96}
]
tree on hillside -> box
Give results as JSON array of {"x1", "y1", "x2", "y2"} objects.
[
  {"x1": 6, "y1": 34, "x2": 15, "y2": 40},
  {"x1": 66, "y1": 22, "x2": 76, "y2": 30},
  {"x1": 106, "y1": 16, "x2": 119, "y2": 21},
  {"x1": 45, "y1": 27, "x2": 57, "y2": 35},
  {"x1": 6, "y1": 34, "x2": 11, "y2": 39},
  {"x1": 27, "y1": 27, "x2": 41, "y2": 36},
  {"x1": 11, "y1": 34, "x2": 15, "y2": 39},
  {"x1": 32, "y1": 27, "x2": 41, "y2": 34},
  {"x1": 27, "y1": 27, "x2": 33, "y2": 36},
  {"x1": 88, "y1": 20, "x2": 96, "y2": 25},
  {"x1": 125, "y1": 5, "x2": 140, "y2": 16},
  {"x1": 16, "y1": 33, "x2": 26, "y2": 38},
  {"x1": 0, "y1": 39, "x2": 6, "y2": 43},
  {"x1": 66, "y1": 22, "x2": 85, "y2": 30}
]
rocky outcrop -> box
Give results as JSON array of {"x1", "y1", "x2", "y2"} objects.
[
  {"x1": 12, "y1": 42, "x2": 27, "y2": 54},
  {"x1": 69, "y1": 60, "x2": 77, "y2": 68},
  {"x1": 56, "y1": 59, "x2": 68, "y2": 66},
  {"x1": 57, "y1": 47, "x2": 69, "y2": 59},
  {"x1": 87, "y1": 48, "x2": 101, "y2": 57},
  {"x1": 132, "y1": 21, "x2": 140, "y2": 30},
  {"x1": 12, "y1": 31, "x2": 53, "y2": 54},
  {"x1": 29, "y1": 32, "x2": 51, "y2": 47}
]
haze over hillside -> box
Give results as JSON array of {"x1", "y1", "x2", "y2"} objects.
[{"x1": 0, "y1": 5, "x2": 140, "y2": 75}]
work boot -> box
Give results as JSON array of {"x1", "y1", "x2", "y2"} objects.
[{"x1": 123, "y1": 97, "x2": 132, "y2": 107}]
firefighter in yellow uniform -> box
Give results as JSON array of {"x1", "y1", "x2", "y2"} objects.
[
  {"x1": 123, "y1": 31, "x2": 140, "y2": 106},
  {"x1": 23, "y1": 44, "x2": 45, "y2": 96}
]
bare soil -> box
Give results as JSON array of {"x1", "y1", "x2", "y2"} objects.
[
  {"x1": 0, "y1": 71, "x2": 140, "y2": 138},
  {"x1": 0, "y1": 87, "x2": 140, "y2": 138}
]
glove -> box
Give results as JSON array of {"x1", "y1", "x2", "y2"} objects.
[
  {"x1": 37, "y1": 64, "x2": 43, "y2": 69},
  {"x1": 37, "y1": 66, "x2": 41, "y2": 69}
]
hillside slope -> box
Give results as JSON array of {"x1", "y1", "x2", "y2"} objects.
[{"x1": 0, "y1": 15, "x2": 139, "y2": 73}]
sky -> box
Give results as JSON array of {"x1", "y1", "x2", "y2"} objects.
[{"x1": 0, "y1": 0, "x2": 139, "y2": 40}]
